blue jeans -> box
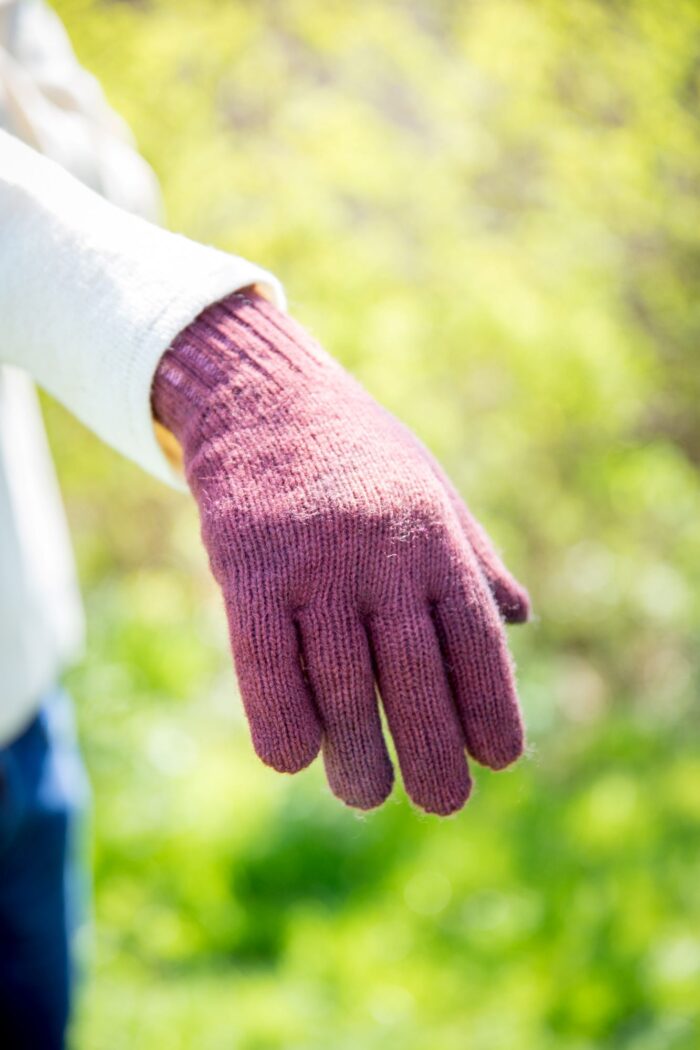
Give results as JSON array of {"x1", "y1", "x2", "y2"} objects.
[{"x1": 0, "y1": 689, "x2": 89, "y2": 1050}]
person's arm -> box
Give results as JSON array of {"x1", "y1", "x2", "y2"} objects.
[
  {"x1": 0, "y1": 0, "x2": 161, "y2": 218},
  {"x1": 0, "y1": 128, "x2": 283, "y2": 485},
  {"x1": 0, "y1": 129, "x2": 529, "y2": 815}
]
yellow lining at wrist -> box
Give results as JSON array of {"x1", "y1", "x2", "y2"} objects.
[{"x1": 154, "y1": 418, "x2": 184, "y2": 473}]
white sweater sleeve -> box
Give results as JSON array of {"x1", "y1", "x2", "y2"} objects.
[{"x1": 0, "y1": 128, "x2": 285, "y2": 487}]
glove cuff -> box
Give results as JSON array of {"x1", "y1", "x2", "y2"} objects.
[
  {"x1": 151, "y1": 289, "x2": 257, "y2": 441},
  {"x1": 152, "y1": 287, "x2": 338, "y2": 454}
]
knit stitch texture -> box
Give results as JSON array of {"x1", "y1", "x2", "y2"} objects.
[{"x1": 152, "y1": 291, "x2": 529, "y2": 815}]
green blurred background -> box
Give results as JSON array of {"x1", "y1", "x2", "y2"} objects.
[{"x1": 44, "y1": 1, "x2": 700, "y2": 1047}]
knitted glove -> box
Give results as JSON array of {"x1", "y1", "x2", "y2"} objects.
[{"x1": 152, "y1": 290, "x2": 529, "y2": 815}]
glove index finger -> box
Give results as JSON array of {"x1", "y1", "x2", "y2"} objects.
[{"x1": 225, "y1": 594, "x2": 322, "y2": 774}]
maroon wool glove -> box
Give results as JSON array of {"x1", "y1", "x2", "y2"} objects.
[{"x1": 152, "y1": 290, "x2": 530, "y2": 815}]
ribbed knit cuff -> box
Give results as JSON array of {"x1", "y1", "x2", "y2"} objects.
[{"x1": 152, "y1": 290, "x2": 261, "y2": 441}]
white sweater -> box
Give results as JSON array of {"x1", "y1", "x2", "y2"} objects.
[{"x1": 0, "y1": 0, "x2": 283, "y2": 743}]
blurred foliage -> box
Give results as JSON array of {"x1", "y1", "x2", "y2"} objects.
[{"x1": 40, "y1": 0, "x2": 700, "y2": 1046}]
